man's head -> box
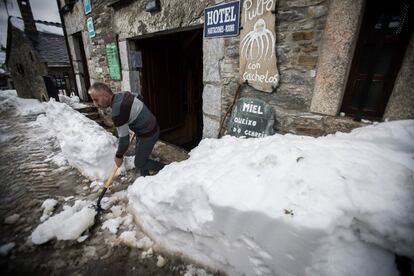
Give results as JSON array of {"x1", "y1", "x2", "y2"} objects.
[{"x1": 88, "y1": 82, "x2": 113, "y2": 108}]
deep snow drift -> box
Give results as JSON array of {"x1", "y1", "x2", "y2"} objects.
[
  {"x1": 37, "y1": 99, "x2": 118, "y2": 180},
  {"x1": 128, "y1": 120, "x2": 414, "y2": 276},
  {"x1": 36, "y1": 99, "x2": 135, "y2": 180}
]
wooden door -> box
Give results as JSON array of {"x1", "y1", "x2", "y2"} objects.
[
  {"x1": 136, "y1": 28, "x2": 203, "y2": 149},
  {"x1": 341, "y1": 0, "x2": 413, "y2": 120}
]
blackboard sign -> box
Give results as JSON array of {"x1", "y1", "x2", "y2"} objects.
[
  {"x1": 204, "y1": 1, "x2": 240, "y2": 38},
  {"x1": 106, "y1": 43, "x2": 121, "y2": 80},
  {"x1": 228, "y1": 97, "x2": 274, "y2": 138}
]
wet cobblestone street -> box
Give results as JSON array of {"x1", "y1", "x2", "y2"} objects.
[{"x1": 0, "y1": 109, "x2": 216, "y2": 276}]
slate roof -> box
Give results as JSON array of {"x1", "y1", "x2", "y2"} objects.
[
  {"x1": 7, "y1": 17, "x2": 69, "y2": 66},
  {"x1": 30, "y1": 32, "x2": 69, "y2": 65}
]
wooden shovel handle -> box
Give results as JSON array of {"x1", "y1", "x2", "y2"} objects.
[
  {"x1": 104, "y1": 133, "x2": 136, "y2": 188},
  {"x1": 104, "y1": 166, "x2": 118, "y2": 188}
]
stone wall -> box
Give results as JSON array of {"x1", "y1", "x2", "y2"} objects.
[
  {"x1": 7, "y1": 27, "x2": 48, "y2": 100},
  {"x1": 215, "y1": 0, "x2": 365, "y2": 137},
  {"x1": 62, "y1": 0, "x2": 217, "y2": 95},
  {"x1": 113, "y1": 0, "x2": 215, "y2": 40},
  {"x1": 86, "y1": 1, "x2": 120, "y2": 92},
  {"x1": 62, "y1": 0, "x2": 121, "y2": 93},
  {"x1": 60, "y1": 0, "x2": 398, "y2": 137},
  {"x1": 61, "y1": 0, "x2": 85, "y2": 35}
]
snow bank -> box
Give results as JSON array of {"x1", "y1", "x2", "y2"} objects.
[
  {"x1": 31, "y1": 200, "x2": 96, "y2": 244},
  {"x1": 40, "y1": 198, "x2": 58, "y2": 222},
  {"x1": 0, "y1": 90, "x2": 44, "y2": 115},
  {"x1": 128, "y1": 120, "x2": 414, "y2": 276},
  {"x1": 58, "y1": 93, "x2": 88, "y2": 109},
  {"x1": 40, "y1": 100, "x2": 118, "y2": 180}
]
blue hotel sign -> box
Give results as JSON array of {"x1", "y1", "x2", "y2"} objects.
[{"x1": 204, "y1": 1, "x2": 240, "y2": 38}]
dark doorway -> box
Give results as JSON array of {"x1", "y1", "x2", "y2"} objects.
[
  {"x1": 43, "y1": 76, "x2": 59, "y2": 101},
  {"x1": 135, "y1": 28, "x2": 203, "y2": 150},
  {"x1": 73, "y1": 32, "x2": 91, "y2": 101},
  {"x1": 341, "y1": 0, "x2": 413, "y2": 120}
]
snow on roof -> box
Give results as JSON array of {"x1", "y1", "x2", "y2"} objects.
[
  {"x1": 10, "y1": 17, "x2": 63, "y2": 36},
  {"x1": 34, "y1": 32, "x2": 69, "y2": 64},
  {"x1": 8, "y1": 17, "x2": 69, "y2": 65}
]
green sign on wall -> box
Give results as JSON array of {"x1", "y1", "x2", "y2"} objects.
[
  {"x1": 86, "y1": 17, "x2": 95, "y2": 38},
  {"x1": 84, "y1": 0, "x2": 91, "y2": 14},
  {"x1": 106, "y1": 43, "x2": 121, "y2": 80}
]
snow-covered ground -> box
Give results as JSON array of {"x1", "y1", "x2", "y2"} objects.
[
  {"x1": 0, "y1": 90, "x2": 45, "y2": 115},
  {"x1": 2, "y1": 90, "x2": 413, "y2": 275}
]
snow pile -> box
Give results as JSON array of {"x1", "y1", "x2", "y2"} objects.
[
  {"x1": 0, "y1": 90, "x2": 45, "y2": 115},
  {"x1": 40, "y1": 198, "x2": 58, "y2": 222},
  {"x1": 58, "y1": 93, "x2": 88, "y2": 109},
  {"x1": 45, "y1": 151, "x2": 68, "y2": 167},
  {"x1": 102, "y1": 217, "x2": 124, "y2": 234},
  {"x1": 39, "y1": 100, "x2": 118, "y2": 180},
  {"x1": 118, "y1": 231, "x2": 139, "y2": 247},
  {"x1": 128, "y1": 120, "x2": 414, "y2": 276},
  {"x1": 31, "y1": 200, "x2": 96, "y2": 245},
  {"x1": 184, "y1": 265, "x2": 213, "y2": 276}
]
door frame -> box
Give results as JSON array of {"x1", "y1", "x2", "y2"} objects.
[{"x1": 340, "y1": 0, "x2": 414, "y2": 120}]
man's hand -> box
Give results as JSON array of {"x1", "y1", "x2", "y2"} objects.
[{"x1": 115, "y1": 156, "x2": 123, "y2": 167}]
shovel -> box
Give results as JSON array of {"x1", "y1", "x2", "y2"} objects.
[{"x1": 94, "y1": 133, "x2": 135, "y2": 213}]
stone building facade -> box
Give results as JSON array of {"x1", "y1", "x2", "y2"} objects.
[
  {"x1": 6, "y1": 0, "x2": 76, "y2": 101},
  {"x1": 58, "y1": 0, "x2": 414, "y2": 145}
]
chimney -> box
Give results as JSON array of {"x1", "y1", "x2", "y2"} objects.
[{"x1": 17, "y1": 0, "x2": 37, "y2": 34}]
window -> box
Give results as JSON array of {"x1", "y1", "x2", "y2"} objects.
[{"x1": 51, "y1": 74, "x2": 66, "y2": 88}]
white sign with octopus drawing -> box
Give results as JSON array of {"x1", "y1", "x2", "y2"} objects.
[{"x1": 239, "y1": 0, "x2": 279, "y2": 92}]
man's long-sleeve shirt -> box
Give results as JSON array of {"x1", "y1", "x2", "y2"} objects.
[{"x1": 111, "y1": 92, "x2": 157, "y2": 157}]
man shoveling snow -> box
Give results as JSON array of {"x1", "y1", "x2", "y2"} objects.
[{"x1": 88, "y1": 82, "x2": 164, "y2": 177}]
